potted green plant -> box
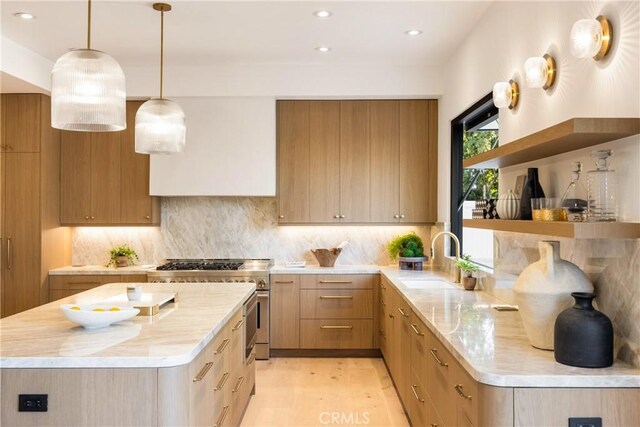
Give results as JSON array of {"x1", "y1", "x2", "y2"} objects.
[
  {"x1": 455, "y1": 254, "x2": 479, "y2": 290},
  {"x1": 387, "y1": 232, "x2": 427, "y2": 270},
  {"x1": 106, "y1": 244, "x2": 139, "y2": 268}
]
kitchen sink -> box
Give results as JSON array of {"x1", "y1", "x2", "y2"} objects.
[{"x1": 400, "y1": 280, "x2": 456, "y2": 290}]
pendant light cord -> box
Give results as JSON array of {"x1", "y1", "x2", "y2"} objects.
[
  {"x1": 87, "y1": 0, "x2": 92, "y2": 49},
  {"x1": 160, "y1": 8, "x2": 164, "y2": 99}
]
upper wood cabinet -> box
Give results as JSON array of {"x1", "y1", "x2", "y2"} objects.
[
  {"x1": 60, "y1": 101, "x2": 160, "y2": 226},
  {"x1": 276, "y1": 99, "x2": 437, "y2": 224},
  {"x1": 1, "y1": 94, "x2": 42, "y2": 153}
]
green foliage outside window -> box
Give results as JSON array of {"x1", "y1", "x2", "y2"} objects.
[{"x1": 463, "y1": 130, "x2": 499, "y2": 201}]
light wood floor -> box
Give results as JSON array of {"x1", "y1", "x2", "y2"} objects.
[{"x1": 240, "y1": 357, "x2": 409, "y2": 427}]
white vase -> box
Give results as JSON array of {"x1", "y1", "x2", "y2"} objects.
[
  {"x1": 513, "y1": 240, "x2": 593, "y2": 350},
  {"x1": 497, "y1": 190, "x2": 520, "y2": 220}
]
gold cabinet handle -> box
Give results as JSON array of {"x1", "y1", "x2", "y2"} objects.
[
  {"x1": 394, "y1": 214, "x2": 400, "y2": 219},
  {"x1": 411, "y1": 384, "x2": 425, "y2": 403},
  {"x1": 319, "y1": 280, "x2": 353, "y2": 284},
  {"x1": 232, "y1": 318, "x2": 245, "y2": 331},
  {"x1": 380, "y1": 283, "x2": 386, "y2": 290},
  {"x1": 388, "y1": 313, "x2": 395, "y2": 318},
  {"x1": 84, "y1": 215, "x2": 90, "y2": 220},
  {"x1": 90, "y1": 216, "x2": 96, "y2": 220},
  {"x1": 214, "y1": 372, "x2": 230, "y2": 391},
  {"x1": 6, "y1": 237, "x2": 11, "y2": 271},
  {"x1": 320, "y1": 325, "x2": 353, "y2": 330},
  {"x1": 214, "y1": 405, "x2": 230, "y2": 427},
  {"x1": 278, "y1": 215, "x2": 284, "y2": 219},
  {"x1": 400, "y1": 214, "x2": 405, "y2": 219},
  {"x1": 215, "y1": 339, "x2": 230, "y2": 355},
  {"x1": 192, "y1": 361, "x2": 213, "y2": 382},
  {"x1": 340, "y1": 215, "x2": 345, "y2": 219},
  {"x1": 319, "y1": 295, "x2": 353, "y2": 300},
  {"x1": 379, "y1": 329, "x2": 386, "y2": 339},
  {"x1": 454, "y1": 384, "x2": 472, "y2": 400},
  {"x1": 430, "y1": 349, "x2": 448, "y2": 367},
  {"x1": 145, "y1": 215, "x2": 150, "y2": 219},
  {"x1": 274, "y1": 280, "x2": 294, "y2": 284},
  {"x1": 411, "y1": 324, "x2": 424, "y2": 336},
  {"x1": 381, "y1": 301, "x2": 386, "y2": 307},
  {"x1": 333, "y1": 215, "x2": 340, "y2": 219},
  {"x1": 397, "y1": 307, "x2": 409, "y2": 317},
  {"x1": 232, "y1": 376, "x2": 245, "y2": 393},
  {"x1": 247, "y1": 353, "x2": 256, "y2": 365},
  {"x1": 430, "y1": 424, "x2": 438, "y2": 427}
]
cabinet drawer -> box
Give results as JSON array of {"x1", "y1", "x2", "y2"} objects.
[
  {"x1": 409, "y1": 371, "x2": 429, "y2": 427},
  {"x1": 122, "y1": 274, "x2": 148, "y2": 283},
  {"x1": 410, "y1": 312, "x2": 429, "y2": 389},
  {"x1": 49, "y1": 275, "x2": 119, "y2": 290},
  {"x1": 300, "y1": 289, "x2": 373, "y2": 319},
  {"x1": 454, "y1": 364, "x2": 478, "y2": 427},
  {"x1": 301, "y1": 274, "x2": 374, "y2": 290},
  {"x1": 300, "y1": 319, "x2": 373, "y2": 349},
  {"x1": 426, "y1": 328, "x2": 456, "y2": 426}
]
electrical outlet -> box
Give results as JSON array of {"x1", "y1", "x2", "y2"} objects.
[
  {"x1": 569, "y1": 418, "x2": 602, "y2": 427},
  {"x1": 18, "y1": 394, "x2": 48, "y2": 412}
]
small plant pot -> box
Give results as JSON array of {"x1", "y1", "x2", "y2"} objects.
[
  {"x1": 399, "y1": 256, "x2": 427, "y2": 271},
  {"x1": 115, "y1": 256, "x2": 129, "y2": 268},
  {"x1": 463, "y1": 276, "x2": 477, "y2": 291}
]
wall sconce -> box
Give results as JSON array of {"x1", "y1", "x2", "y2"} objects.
[
  {"x1": 493, "y1": 80, "x2": 519, "y2": 109},
  {"x1": 524, "y1": 54, "x2": 556, "y2": 90},
  {"x1": 570, "y1": 15, "x2": 612, "y2": 60}
]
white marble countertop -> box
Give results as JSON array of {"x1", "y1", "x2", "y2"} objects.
[
  {"x1": 380, "y1": 267, "x2": 640, "y2": 388},
  {"x1": 270, "y1": 264, "x2": 382, "y2": 274},
  {"x1": 49, "y1": 265, "x2": 157, "y2": 275},
  {"x1": 0, "y1": 282, "x2": 255, "y2": 368}
]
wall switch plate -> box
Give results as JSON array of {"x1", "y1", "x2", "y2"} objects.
[
  {"x1": 569, "y1": 418, "x2": 602, "y2": 427},
  {"x1": 18, "y1": 394, "x2": 48, "y2": 412}
]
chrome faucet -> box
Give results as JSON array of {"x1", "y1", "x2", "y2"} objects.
[{"x1": 430, "y1": 231, "x2": 461, "y2": 283}]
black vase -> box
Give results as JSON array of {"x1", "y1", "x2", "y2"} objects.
[
  {"x1": 554, "y1": 292, "x2": 613, "y2": 368},
  {"x1": 520, "y1": 168, "x2": 545, "y2": 220}
]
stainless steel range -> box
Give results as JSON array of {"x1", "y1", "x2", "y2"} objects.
[{"x1": 148, "y1": 258, "x2": 272, "y2": 359}]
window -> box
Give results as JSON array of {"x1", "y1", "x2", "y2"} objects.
[{"x1": 450, "y1": 93, "x2": 498, "y2": 268}]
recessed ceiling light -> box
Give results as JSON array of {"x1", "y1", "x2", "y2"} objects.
[
  {"x1": 313, "y1": 10, "x2": 332, "y2": 18},
  {"x1": 315, "y1": 46, "x2": 331, "y2": 53},
  {"x1": 405, "y1": 29, "x2": 423, "y2": 36},
  {"x1": 14, "y1": 12, "x2": 36, "y2": 20}
]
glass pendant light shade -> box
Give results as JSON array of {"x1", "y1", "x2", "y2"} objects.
[
  {"x1": 135, "y1": 98, "x2": 185, "y2": 154},
  {"x1": 51, "y1": 49, "x2": 126, "y2": 131}
]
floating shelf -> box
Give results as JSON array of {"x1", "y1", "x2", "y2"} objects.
[
  {"x1": 463, "y1": 219, "x2": 640, "y2": 239},
  {"x1": 463, "y1": 118, "x2": 640, "y2": 169}
]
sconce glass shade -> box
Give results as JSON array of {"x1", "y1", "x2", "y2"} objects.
[
  {"x1": 493, "y1": 80, "x2": 519, "y2": 109},
  {"x1": 135, "y1": 98, "x2": 186, "y2": 154},
  {"x1": 51, "y1": 49, "x2": 126, "y2": 131},
  {"x1": 570, "y1": 16, "x2": 612, "y2": 60},
  {"x1": 524, "y1": 54, "x2": 556, "y2": 90}
]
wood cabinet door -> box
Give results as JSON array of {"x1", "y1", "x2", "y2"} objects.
[
  {"x1": 91, "y1": 132, "x2": 121, "y2": 223},
  {"x1": 2, "y1": 153, "x2": 40, "y2": 317},
  {"x1": 61, "y1": 131, "x2": 91, "y2": 224},
  {"x1": 1, "y1": 94, "x2": 41, "y2": 153},
  {"x1": 339, "y1": 101, "x2": 370, "y2": 223},
  {"x1": 370, "y1": 100, "x2": 400, "y2": 222},
  {"x1": 399, "y1": 100, "x2": 436, "y2": 223},
  {"x1": 309, "y1": 101, "x2": 340, "y2": 223},
  {"x1": 121, "y1": 101, "x2": 155, "y2": 224},
  {"x1": 270, "y1": 275, "x2": 300, "y2": 348},
  {"x1": 277, "y1": 101, "x2": 310, "y2": 223}
]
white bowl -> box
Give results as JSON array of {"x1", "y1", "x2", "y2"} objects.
[{"x1": 61, "y1": 304, "x2": 140, "y2": 329}]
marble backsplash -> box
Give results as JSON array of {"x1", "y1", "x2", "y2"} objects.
[{"x1": 72, "y1": 197, "x2": 431, "y2": 267}]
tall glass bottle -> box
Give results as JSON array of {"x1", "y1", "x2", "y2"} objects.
[
  {"x1": 561, "y1": 161, "x2": 588, "y2": 222},
  {"x1": 587, "y1": 150, "x2": 617, "y2": 222}
]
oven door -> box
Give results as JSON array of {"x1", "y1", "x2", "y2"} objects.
[
  {"x1": 256, "y1": 291, "x2": 269, "y2": 345},
  {"x1": 244, "y1": 293, "x2": 258, "y2": 361}
]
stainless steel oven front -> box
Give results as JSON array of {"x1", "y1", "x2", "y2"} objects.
[
  {"x1": 256, "y1": 290, "x2": 269, "y2": 359},
  {"x1": 243, "y1": 292, "x2": 258, "y2": 361}
]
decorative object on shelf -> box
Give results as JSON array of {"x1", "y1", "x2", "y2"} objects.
[
  {"x1": 492, "y1": 79, "x2": 519, "y2": 109},
  {"x1": 106, "y1": 244, "x2": 139, "y2": 268},
  {"x1": 560, "y1": 161, "x2": 588, "y2": 222},
  {"x1": 587, "y1": 149, "x2": 617, "y2": 222},
  {"x1": 483, "y1": 199, "x2": 499, "y2": 219},
  {"x1": 135, "y1": 3, "x2": 186, "y2": 154},
  {"x1": 531, "y1": 198, "x2": 564, "y2": 221},
  {"x1": 471, "y1": 208, "x2": 485, "y2": 219},
  {"x1": 554, "y1": 292, "x2": 613, "y2": 368},
  {"x1": 388, "y1": 232, "x2": 427, "y2": 270},
  {"x1": 514, "y1": 240, "x2": 594, "y2": 350},
  {"x1": 51, "y1": 0, "x2": 126, "y2": 132},
  {"x1": 524, "y1": 54, "x2": 556, "y2": 90},
  {"x1": 570, "y1": 15, "x2": 612, "y2": 61},
  {"x1": 514, "y1": 175, "x2": 526, "y2": 197},
  {"x1": 496, "y1": 190, "x2": 520, "y2": 220},
  {"x1": 520, "y1": 168, "x2": 545, "y2": 220},
  {"x1": 455, "y1": 255, "x2": 479, "y2": 291}
]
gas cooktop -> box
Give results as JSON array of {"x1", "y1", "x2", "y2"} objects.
[{"x1": 154, "y1": 259, "x2": 272, "y2": 272}]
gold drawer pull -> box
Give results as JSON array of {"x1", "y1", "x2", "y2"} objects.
[
  {"x1": 429, "y1": 349, "x2": 448, "y2": 367},
  {"x1": 320, "y1": 325, "x2": 353, "y2": 330},
  {"x1": 397, "y1": 307, "x2": 409, "y2": 317},
  {"x1": 215, "y1": 339, "x2": 230, "y2": 355},
  {"x1": 232, "y1": 318, "x2": 245, "y2": 331},
  {"x1": 410, "y1": 324, "x2": 424, "y2": 336},
  {"x1": 380, "y1": 283, "x2": 386, "y2": 290},
  {"x1": 379, "y1": 330, "x2": 386, "y2": 339},
  {"x1": 274, "y1": 280, "x2": 294, "y2": 284},
  {"x1": 319, "y1": 295, "x2": 353, "y2": 300},
  {"x1": 454, "y1": 384, "x2": 472, "y2": 400},
  {"x1": 431, "y1": 424, "x2": 438, "y2": 427},
  {"x1": 319, "y1": 280, "x2": 353, "y2": 284},
  {"x1": 410, "y1": 384, "x2": 425, "y2": 403},
  {"x1": 388, "y1": 313, "x2": 395, "y2": 318},
  {"x1": 215, "y1": 405, "x2": 230, "y2": 427},
  {"x1": 232, "y1": 376, "x2": 245, "y2": 393},
  {"x1": 214, "y1": 372, "x2": 230, "y2": 391},
  {"x1": 192, "y1": 361, "x2": 213, "y2": 382},
  {"x1": 247, "y1": 353, "x2": 256, "y2": 365}
]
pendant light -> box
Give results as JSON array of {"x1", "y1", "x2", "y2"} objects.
[
  {"x1": 51, "y1": 0, "x2": 126, "y2": 132},
  {"x1": 135, "y1": 3, "x2": 186, "y2": 154}
]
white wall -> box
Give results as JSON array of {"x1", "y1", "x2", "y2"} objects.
[
  {"x1": 438, "y1": 1, "x2": 640, "y2": 222},
  {"x1": 0, "y1": 36, "x2": 53, "y2": 92}
]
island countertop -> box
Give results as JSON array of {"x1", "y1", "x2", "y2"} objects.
[
  {"x1": 0, "y1": 282, "x2": 255, "y2": 369},
  {"x1": 380, "y1": 267, "x2": 640, "y2": 388}
]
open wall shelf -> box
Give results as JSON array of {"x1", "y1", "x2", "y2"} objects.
[
  {"x1": 463, "y1": 118, "x2": 640, "y2": 169},
  {"x1": 463, "y1": 219, "x2": 640, "y2": 239}
]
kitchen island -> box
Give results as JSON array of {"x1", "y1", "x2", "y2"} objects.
[{"x1": 0, "y1": 282, "x2": 256, "y2": 426}]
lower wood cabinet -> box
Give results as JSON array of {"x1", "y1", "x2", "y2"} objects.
[{"x1": 48, "y1": 274, "x2": 148, "y2": 302}]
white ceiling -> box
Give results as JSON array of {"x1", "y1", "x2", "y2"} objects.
[{"x1": 1, "y1": 1, "x2": 492, "y2": 68}]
